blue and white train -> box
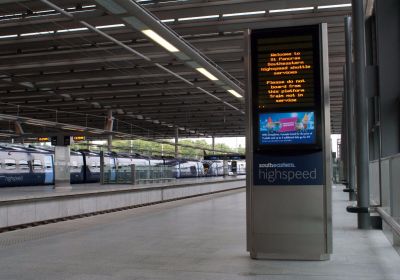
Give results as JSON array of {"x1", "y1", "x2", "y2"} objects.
[{"x1": 0, "y1": 145, "x2": 243, "y2": 187}]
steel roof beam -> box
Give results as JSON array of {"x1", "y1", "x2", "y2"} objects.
[{"x1": 95, "y1": 0, "x2": 244, "y2": 98}]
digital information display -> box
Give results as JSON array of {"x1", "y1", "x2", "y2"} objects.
[
  {"x1": 256, "y1": 35, "x2": 317, "y2": 110},
  {"x1": 252, "y1": 25, "x2": 321, "y2": 149},
  {"x1": 259, "y1": 112, "x2": 316, "y2": 145}
]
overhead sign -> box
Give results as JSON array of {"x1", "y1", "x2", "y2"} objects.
[
  {"x1": 72, "y1": 136, "x2": 86, "y2": 142},
  {"x1": 38, "y1": 137, "x2": 50, "y2": 142}
]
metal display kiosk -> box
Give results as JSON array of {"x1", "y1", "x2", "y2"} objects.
[{"x1": 245, "y1": 24, "x2": 332, "y2": 260}]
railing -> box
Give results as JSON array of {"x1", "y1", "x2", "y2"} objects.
[{"x1": 102, "y1": 165, "x2": 175, "y2": 185}]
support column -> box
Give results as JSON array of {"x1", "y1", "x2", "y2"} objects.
[
  {"x1": 54, "y1": 136, "x2": 71, "y2": 188},
  {"x1": 344, "y1": 17, "x2": 357, "y2": 201},
  {"x1": 107, "y1": 135, "x2": 113, "y2": 152},
  {"x1": 105, "y1": 110, "x2": 114, "y2": 152},
  {"x1": 212, "y1": 136, "x2": 215, "y2": 155},
  {"x1": 341, "y1": 79, "x2": 348, "y2": 185},
  {"x1": 223, "y1": 159, "x2": 229, "y2": 177},
  {"x1": 352, "y1": 0, "x2": 371, "y2": 229},
  {"x1": 174, "y1": 127, "x2": 179, "y2": 158}
]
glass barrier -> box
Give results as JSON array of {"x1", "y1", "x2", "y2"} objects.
[{"x1": 102, "y1": 164, "x2": 175, "y2": 185}]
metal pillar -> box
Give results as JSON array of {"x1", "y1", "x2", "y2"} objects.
[
  {"x1": 352, "y1": 0, "x2": 371, "y2": 228},
  {"x1": 54, "y1": 144, "x2": 71, "y2": 188},
  {"x1": 344, "y1": 17, "x2": 357, "y2": 201},
  {"x1": 174, "y1": 128, "x2": 179, "y2": 158},
  {"x1": 340, "y1": 80, "x2": 348, "y2": 184},
  {"x1": 212, "y1": 136, "x2": 215, "y2": 155},
  {"x1": 106, "y1": 110, "x2": 114, "y2": 152}
]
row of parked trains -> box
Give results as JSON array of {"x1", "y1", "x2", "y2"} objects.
[{"x1": 0, "y1": 144, "x2": 246, "y2": 187}]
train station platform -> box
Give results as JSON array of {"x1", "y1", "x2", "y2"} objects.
[
  {"x1": 0, "y1": 184, "x2": 399, "y2": 280},
  {"x1": 0, "y1": 176, "x2": 245, "y2": 230}
]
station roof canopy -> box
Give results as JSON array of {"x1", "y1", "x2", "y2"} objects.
[{"x1": 0, "y1": 0, "x2": 350, "y2": 139}]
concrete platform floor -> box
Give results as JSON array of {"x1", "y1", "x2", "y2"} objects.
[
  {"x1": 0, "y1": 176, "x2": 245, "y2": 202},
  {"x1": 0, "y1": 185, "x2": 399, "y2": 280}
]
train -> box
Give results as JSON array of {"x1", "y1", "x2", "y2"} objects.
[{"x1": 0, "y1": 144, "x2": 245, "y2": 187}]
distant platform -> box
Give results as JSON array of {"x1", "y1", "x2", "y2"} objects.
[{"x1": 0, "y1": 176, "x2": 245, "y2": 229}]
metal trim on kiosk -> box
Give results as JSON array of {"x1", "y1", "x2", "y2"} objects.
[{"x1": 245, "y1": 24, "x2": 332, "y2": 260}]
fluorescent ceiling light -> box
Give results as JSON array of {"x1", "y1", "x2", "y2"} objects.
[
  {"x1": 228, "y1": 89, "x2": 243, "y2": 98},
  {"x1": 318, "y1": 4, "x2": 351, "y2": 9},
  {"x1": 223, "y1": 11, "x2": 265, "y2": 17},
  {"x1": 57, "y1": 27, "x2": 88, "y2": 33},
  {"x1": 178, "y1": 15, "x2": 219, "y2": 21},
  {"x1": 34, "y1": 9, "x2": 55, "y2": 14},
  {"x1": 269, "y1": 7, "x2": 314, "y2": 13},
  {"x1": 96, "y1": 24, "x2": 125, "y2": 29},
  {"x1": 161, "y1": 18, "x2": 175, "y2": 23},
  {"x1": 196, "y1": 68, "x2": 219, "y2": 81},
  {"x1": 0, "y1": 34, "x2": 18, "y2": 39},
  {"x1": 0, "y1": 13, "x2": 22, "y2": 18},
  {"x1": 20, "y1": 31, "x2": 54, "y2": 37},
  {"x1": 141, "y1": 29, "x2": 180, "y2": 53}
]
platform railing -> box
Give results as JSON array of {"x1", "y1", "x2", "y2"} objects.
[{"x1": 102, "y1": 164, "x2": 175, "y2": 185}]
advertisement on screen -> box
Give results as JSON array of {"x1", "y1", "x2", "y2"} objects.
[{"x1": 259, "y1": 112, "x2": 315, "y2": 145}]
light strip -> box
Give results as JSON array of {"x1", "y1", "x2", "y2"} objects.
[
  {"x1": 57, "y1": 27, "x2": 88, "y2": 33},
  {"x1": 223, "y1": 11, "x2": 265, "y2": 17},
  {"x1": 196, "y1": 67, "x2": 219, "y2": 81},
  {"x1": 178, "y1": 15, "x2": 219, "y2": 21},
  {"x1": 141, "y1": 29, "x2": 180, "y2": 53},
  {"x1": 317, "y1": 4, "x2": 351, "y2": 9},
  {"x1": 228, "y1": 89, "x2": 243, "y2": 98},
  {"x1": 0, "y1": 34, "x2": 17, "y2": 39},
  {"x1": 160, "y1": 18, "x2": 175, "y2": 23},
  {"x1": 20, "y1": 31, "x2": 54, "y2": 37},
  {"x1": 269, "y1": 7, "x2": 314, "y2": 13},
  {"x1": 95, "y1": 24, "x2": 125, "y2": 29}
]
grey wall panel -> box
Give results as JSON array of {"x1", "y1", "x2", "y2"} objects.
[{"x1": 376, "y1": 0, "x2": 400, "y2": 157}]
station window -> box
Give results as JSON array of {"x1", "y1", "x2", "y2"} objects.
[
  {"x1": 4, "y1": 159, "x2": 16, "y2": 170},
  {"x1": 19, "y1": 160, "x2": 29, "y2": 169},
  {"x1": 33, "y1": 159, "x2": 43, "y2": 170}
]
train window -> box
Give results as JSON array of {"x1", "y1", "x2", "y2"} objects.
[
  {"x1": 91, "y1": 162, "x2": 96, "y2": 168},
  {"x1": 33, "y1": 159, "x2": 43, "y2": 170},
  {"x1": 71, "y1": 161, "x2": 78, "y2": 168},
  {"x1": 19, "y1": 160, "x2": 29, "y2": 169},
  {"x1": 44, "y1": 158, "x2": 52, "y2": 169},
  {"x1": 4, "y1": 159, "x2": 16, "y2": 170}
]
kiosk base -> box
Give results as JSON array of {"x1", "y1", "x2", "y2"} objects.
[{"x1": 250, "y1": 251, "x2": 330, "y2": 261}]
